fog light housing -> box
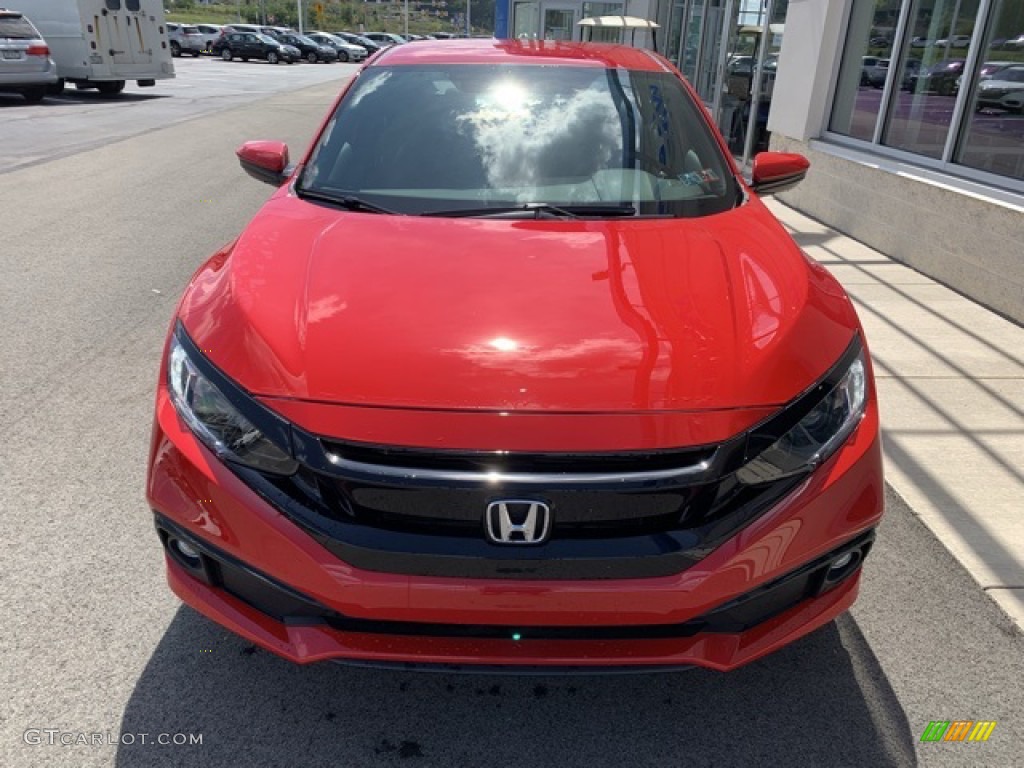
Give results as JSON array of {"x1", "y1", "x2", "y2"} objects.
[
  {"x1": 830, "y1": 552, "x2": 854, "y2": 571},
  {"x1": 172, "y1": 538, "x2": 201, "y2": 563}
]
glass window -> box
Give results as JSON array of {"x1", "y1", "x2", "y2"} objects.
[
  {"x1": 0, "y1": 15, "x2": 39, "y2": 39},
  {"x1": 543, "y1": 9, "x2": 576, "y2": 41},
  {"x1": 582, "y1": 3, "x2": 625, "y2": 43},
  {"x1": 665, "y1": 0, "x2": 685, "y2": 67},
  {"x1": 882, "y1": 0, "x2": 981, "y2": 159},
  {"x1": 513, "y1": 2, "x2": 539, "y2": 39},
  {"x1": 105, "y1": 0, "x2": 121, "y2": 10},
  {"x1": 956, "y1": 0, "x2": 1024, "y2": 180},
  {"x1": 126, "y1": 0, "x2": 141, "y2": 11},
  {"x1": 301, "y1": 64, "x2": 740, "y2": 218},
  {"x1": 829, "y1": 0, "x2": 898, "y2": 141}
]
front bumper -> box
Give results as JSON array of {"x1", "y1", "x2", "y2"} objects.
[{"x1": 146, "y1": 383, "x2": 883, "y2": 671}]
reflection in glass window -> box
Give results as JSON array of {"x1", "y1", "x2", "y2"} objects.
[
  {"x1": 956, "y1": 0, "x2": 1024, "y2": 180},
  {"x1": 582, "y1": 3, "x2": 625, "y2": 43},
  {"x1": 543, "y1": 9, "x2": 576, "y2": 41},
  {"x1": 830, "y1": 0, "x2": 896, "y2": 141},
  {"x1": 666, "y1": 0, "x2": 685, "y2": 69},
  {"x1": 512, "y1": 2, "x2": 539, "y2": 39},
  {"x1": 883, "y1": 0, "x2": 980, "y2": 160}
]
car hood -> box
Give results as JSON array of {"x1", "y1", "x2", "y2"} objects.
[{"x1": 179, "y1": 190, "x2": 859, "y2": 414}]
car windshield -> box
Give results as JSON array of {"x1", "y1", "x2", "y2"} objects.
[
  {"x1": 300, "y1": 64, "x2": 739, "y2": 218},
  {"x1": 295, "y1": 35, "x2": 316, "y2": 46},
  {"x1": 257, "y1": 34, "x2": 278, "y2": 45}
]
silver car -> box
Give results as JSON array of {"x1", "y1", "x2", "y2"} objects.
[
  {"x1": 975, "y1": 65, "x2": 1024, "y2": 113},
  {"x1": 195, "y1": 24, "x2": 224, "y2": 54},
  {"x1": 0, "y1": 9, "x2": 57, "y2": 103},
  {"x1": 167, "y1": 22, "x2": 205, "y2": 58},
  {"x1": 306, "y1": 32, "x2": 366, "y2": 62}
]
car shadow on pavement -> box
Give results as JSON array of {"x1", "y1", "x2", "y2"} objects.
[
  {"x1": 116, "y1": 607, "x2": 917, "y2": 768},
  {"x1": 0, "y1": 92, "x2": 166, "y2": 108}
]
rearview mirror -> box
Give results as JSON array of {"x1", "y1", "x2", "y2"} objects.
[
  {"x1": 236, "y1": 141, "x2": 292, "y2": 186},
  {"x1": 749, "y1": 152, "x2": 810, "y2": 196}
]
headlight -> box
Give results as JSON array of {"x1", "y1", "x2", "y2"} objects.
[
  {"x1": 167, "y1": 335, "x2": 298, "y2": 476},
  {"x1": 737, "y1": 350, "x2": 868, "y2": 485}
]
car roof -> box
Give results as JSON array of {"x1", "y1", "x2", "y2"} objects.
[{"x1": 371, "y1": 38, "x2": 667, "y2": 71}]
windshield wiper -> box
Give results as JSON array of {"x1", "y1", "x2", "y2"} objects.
[
  {"x1": 295, "y1": 188, "x2": 399, "y2": 215},
  {"x1": 421, "y1": 203, "x2": 637, "y2": 219}
]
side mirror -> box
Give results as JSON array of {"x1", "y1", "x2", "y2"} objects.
[
  {"x1": 236, "y1": 140, "x2": 292, "y2": 186},
  {"x1": 749, "y1": 152, "x2": 810, "y2": 196}
]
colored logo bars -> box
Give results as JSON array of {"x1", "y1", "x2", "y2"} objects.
[{"x1": 920, "y1": 721, "x2": 997, "y2": 742}]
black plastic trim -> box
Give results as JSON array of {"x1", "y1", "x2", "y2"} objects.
[
  {"x1": 750, "y1": 170, "x2": 807, "y2": 197},
  {"x1": 327, "y1": 659, "x2": 697, "y2": 676},
  {"x1": 155, "y1": 513, "x2": 874, "y2": 641},
  {"x1": 235, "y1": 464, "x2": 803, "y2": 579}
]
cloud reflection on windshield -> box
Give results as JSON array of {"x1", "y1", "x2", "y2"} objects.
[{"x1": 455, "y1": 83, "x2": 623, "y2": 196}]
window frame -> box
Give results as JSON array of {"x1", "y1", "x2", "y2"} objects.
[{"x1": 821, "y1": 0, "x2": 1024, "y2": 195}]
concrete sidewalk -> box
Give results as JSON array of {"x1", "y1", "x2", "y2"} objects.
[{"x1": 766, "y1": 199, "x2": 1024, "y2": 630}]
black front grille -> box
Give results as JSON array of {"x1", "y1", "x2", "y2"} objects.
[
  {"x1": 319, "y1": 475, "x2": 702, "y2": 539},
  {"x1": 287, "y1": 434, "x2": 729, "y2": 544}
]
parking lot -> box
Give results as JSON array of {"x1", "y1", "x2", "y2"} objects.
[
  {"x1": 0, "y1": 56, "x2": 355, "y2": 172},
  {"x1": 1, "y1": 57, "x2": 1023, "y2": 768}
]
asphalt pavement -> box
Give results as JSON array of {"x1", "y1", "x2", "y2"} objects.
[{"x1": 1, "y1": 66, "x2": 1021, "y2": 768}]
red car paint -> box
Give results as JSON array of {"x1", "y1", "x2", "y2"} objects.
[{"x1": 147, "y1": 40, "x2": 884, "y2": 671}]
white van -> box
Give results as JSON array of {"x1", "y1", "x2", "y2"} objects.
[{"x1": 1, "y1": 0, "x2": 173, "y2": 95}]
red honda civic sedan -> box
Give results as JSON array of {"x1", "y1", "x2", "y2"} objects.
[{"x1": 146, "y1": 39, "x2": 883, "y2": 672}]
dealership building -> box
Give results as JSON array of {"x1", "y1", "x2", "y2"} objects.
[{"x1": 494, "y1": 0, "x2": 1024, "y2": 324}]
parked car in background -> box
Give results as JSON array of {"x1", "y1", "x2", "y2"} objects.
[
  {"x1": 212, "y1": 32, "x2": 299, "y2": 64},
  {"x1": 219, "y1": 24, "x2": 264, "y2": 36},
  {"x1": 0, "y1": 8, "x2": 57, "y2": 102},
  {"x1": 166, "y1": 23, "x2": 204, "y2": 58},
  {"x1": 2, "y1": 0, "x2": 173, "y2": 95},
  {"x1": 335, "y1": 31, "x2": 382, "y2": 55},
  {"x1": 275, "y1": 32, "x2": 337, "y2": 63},
  {"x1": 861, "y1": 56, "x2": 889, "y2": 87},
  {"x1": 195, "y1": 24, "x2": 223, "y2": 53},
  {"x1": 363, "y1": 31, "x2": 406, "y2": 48},
  {"x1": 728, "y1": 54, "x2": 778, "y2": 77},
  {"x1": 900, "y1": 58, "x2": 921, "y2": 90},
  {"x1": 935, "y1": 34, "x2": 971, "y2": 48},
  {"x1": 975, "y1": 65, "x2": 1024, "y2": 112},
  {"x1": 1004, "y1": 34, "x2": 1024, "y2": 50},
  {"x1": 306, "y1": 31, "x2": 365, "y2": 62},
  {"x1": 214, "y1": 23, "x2": 264, "y2": 48},
  {"x1": 149, "y1": 40, "x2": 884, "y2": 673},
  {"x1": 909, "y1": 59, "x2": 964, "y2": 95},
  {"x1": 978, "y1": 61, "x2": 1018, "y2": 80}
]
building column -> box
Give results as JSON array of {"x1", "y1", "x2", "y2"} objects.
[{"x1": 767, "y1": 0, "x2": 851, "y2": 142}]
